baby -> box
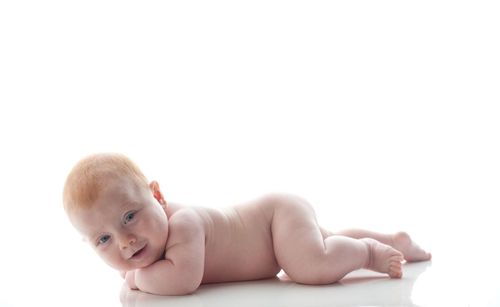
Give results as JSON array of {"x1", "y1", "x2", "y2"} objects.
[{"x1": 63, "y1": 153, "x2": 431, "y2": 296}]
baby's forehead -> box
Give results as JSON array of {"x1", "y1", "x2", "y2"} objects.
[
  {"x1": 97, "y1": 176, "x2": 147, "y2": 201},
  {"x1": 92, "y1": 188, "x2": 142, "y2": 214},
  {"x1": 71, "y1": 182, "x2": 142, "y2": 220}
]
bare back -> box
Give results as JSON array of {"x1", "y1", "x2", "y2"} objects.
[{"x1": 167, "y1": 198, "x2": 281, "y2": 283}]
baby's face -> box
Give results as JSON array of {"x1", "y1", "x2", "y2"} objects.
[{"x1": 69, "y1": 177, "x2": 169, "y2": 271}]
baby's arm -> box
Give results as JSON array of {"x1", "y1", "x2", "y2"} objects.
[{"x1": 133, "y1": 209, "x2": 205, "y2": 295}]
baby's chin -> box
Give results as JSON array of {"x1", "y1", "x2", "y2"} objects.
[
  {"x1": 113, "y1": 261, "x2": 153, "y2": 272},
  {"x1": 124, "y1": 254, "x2": 163, "y2": 271},
  {"x1": 108, "y1": 246, "x2": 165, "y2": 271}
]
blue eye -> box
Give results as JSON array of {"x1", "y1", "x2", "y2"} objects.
[
  {"x1": 98, "y1": 235, "x2": 110, "y2": 245},
  {"x1": 124, "y1": 212, "x2": 135, "y2": 224}
]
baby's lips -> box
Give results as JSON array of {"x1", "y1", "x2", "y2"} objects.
[
  {"x1": 128, "y1": 243, "x2": 147, "y2": 260},
  {"x1": 125, "y1": 247, "x2": 140, "y2": 259},
  {"x1": 127, "y1": 249, "x2": 140, "y2": 259}
]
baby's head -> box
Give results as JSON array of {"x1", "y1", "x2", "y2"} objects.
[{"x1": 63, "y1": 153, "x2": 169, "y2": 271}]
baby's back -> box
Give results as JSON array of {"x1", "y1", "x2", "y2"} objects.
[{"x1": 192, "y1": 198, "x2": 281, "y2": 283}]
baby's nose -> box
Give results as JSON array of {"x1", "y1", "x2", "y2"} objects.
[{"x1": 119, "y1": 234, "x2": 137, "y2": 250}]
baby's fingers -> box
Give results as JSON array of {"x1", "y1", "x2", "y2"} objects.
[{"x1": 126, "y1": 271, "x2": 138, "y2": 290}]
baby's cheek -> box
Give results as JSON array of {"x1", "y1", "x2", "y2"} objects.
[{"x1": 100, "y1": 252, "x2": 127, "y2": 272}]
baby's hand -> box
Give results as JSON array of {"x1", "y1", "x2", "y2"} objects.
[{"x1": 125, "y1": 270, "x2": 138, "y2": 290}]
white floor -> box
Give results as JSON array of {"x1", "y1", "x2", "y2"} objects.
[
  {"x1": 117, "y1": 254, "x2": 500, "y2": 307},
  {"x1": 120, "y1": 263, "x2": 432, "y2": 307}
]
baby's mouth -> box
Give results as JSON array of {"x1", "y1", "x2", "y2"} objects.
[{"x1": 130, "y1": 244, "x2": 147, "y2": 260}]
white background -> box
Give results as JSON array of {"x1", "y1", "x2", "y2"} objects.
[{"x1": 1, "y1": 1, "x2": 499, "y2": 306}]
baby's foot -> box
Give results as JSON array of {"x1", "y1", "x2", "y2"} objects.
[
  {"x1": 392, "y1": 231, "x2": 432, "y2": 262},
  {"x1": 361, "y1": 238, "x2": 404, "y2": 278}
]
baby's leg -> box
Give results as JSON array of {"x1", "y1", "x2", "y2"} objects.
[
  {"x1": 330, "y1": 229, "x2": 432, "y2": 262},
  {"x1": 270, "y1": 195, "x2": 403, "y2": 285}
]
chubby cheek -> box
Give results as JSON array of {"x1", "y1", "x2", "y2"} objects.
[
  {"x1": 148, "y1": 219, "x2": 169, "y2": 257},
  {"x1": 97, "y1": 248, "x2": 128, "y2": 271},
  {"x1": 158, "y1": 220, "x2": 169, "y2": 245},
  {"x1": 147, "y1": 211, "x2": 169, "y2": 240}
]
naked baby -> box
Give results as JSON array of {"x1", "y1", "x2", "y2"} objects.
[{"x1": 63, "y1": 153, "x2": 431, "y2": 296}]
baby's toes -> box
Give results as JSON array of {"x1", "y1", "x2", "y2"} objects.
[
  {"x1": 389, "y1": 262, "x2": 403, "y2": 278},
  {"x1": 387, "y1": 252, "x2": 403, "y2": 278},
  {"x1": 394, "y1": 250, "x2": 404, "y2": 261}
]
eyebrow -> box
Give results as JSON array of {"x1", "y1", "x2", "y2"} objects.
[{"x1": 122, "y1": 199, "x2": 140, "y2": 207}]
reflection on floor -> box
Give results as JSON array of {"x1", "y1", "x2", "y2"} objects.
[
  {"x1": 121, "y1": 262, "x2": 432, "y2": 307},
  {"x1": 120, "y1": 244, "x2": 500, "y2": 307}
]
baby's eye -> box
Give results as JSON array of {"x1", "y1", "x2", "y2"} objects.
[
  {"x1": 124, "y1": 212, "x2": 135, "y2": 224},
  {"x1": 98, "y1": 235, "x2": 110, "y2": 245}
]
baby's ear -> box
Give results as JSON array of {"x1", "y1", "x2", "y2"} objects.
[{"x1": 149, "y1": 180, "x2": 167, "y2": 206}]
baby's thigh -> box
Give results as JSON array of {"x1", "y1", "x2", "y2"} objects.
[
  {"x1": 267, "y1": 194, "x2": 325, "y2": 266},
  {"x1": 265, "y1": 193, "x2": 319, "y2": 227}
]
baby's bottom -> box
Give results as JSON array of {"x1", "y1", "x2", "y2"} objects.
[{"x1": 270, "y1": 195, "x2": 431, "y2": 285}]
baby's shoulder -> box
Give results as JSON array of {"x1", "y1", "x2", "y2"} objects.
[{"x1": 168, "y1": 208, "x2": 204, "y2": 238}]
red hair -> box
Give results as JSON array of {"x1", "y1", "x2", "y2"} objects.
[{"x1": 63, "y1": 153, "x2": 149, "y2": 213}]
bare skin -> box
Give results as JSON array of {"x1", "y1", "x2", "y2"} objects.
[
  {"x1": 193, "y1": 194, "x2": 430, "y2": 285},
  {"x1": 69, "y1": 179, "x2": 431, "y2": 295}
]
